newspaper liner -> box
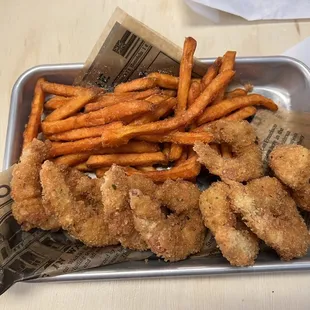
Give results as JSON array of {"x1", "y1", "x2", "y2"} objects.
[{"x1": 1, "y1": 7, "x2": 310, "y2": 295}]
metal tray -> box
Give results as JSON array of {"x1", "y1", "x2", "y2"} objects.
[{"x1": 4, "y1": 56, "x2": 310, "y2": 282}]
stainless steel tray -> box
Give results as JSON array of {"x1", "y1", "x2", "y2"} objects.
[{"x1": 4, "y1": 56, "x2": 310, "y2": 282}]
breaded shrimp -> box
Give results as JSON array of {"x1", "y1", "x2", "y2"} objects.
[
  {"x1": 199, "y1": 182, "x2": 259, "y2": 266},
  {"x1": 129, "y1": 189, "x2": 205, "y2": 261},
  {"x1": 155, "y1": 179, "x2": 200, "y2": 214},
  {"x1": 40, "y1": 161, "x2": 118, "y2": 247},
  {"x1": 269, "y1": 144, "x2": 310, "y2": 211},
  {"x1": 229, "y1": 177, "x2": 310, "y2": 261},
  {"x1": 100, "y1": 165, "x2": 156, "y2": 250},
  {"x1": 193, "y1": 120, "x2": 263, "y2": 182},
  {"x1": 11, "y1": 139, "x2": 59, "y2": 231}
]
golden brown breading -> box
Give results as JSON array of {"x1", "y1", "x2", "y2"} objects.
[
  {"x1": 269, "y1": 144, "x2": 310, "y2": 211},
  {"x1": 40, "y1": 161, "x2": 118, "y2": 247},
  {"x1": 155, "y1": 179, "x2": 200, "y2": 214},
  {"x1": 269, "y1": 144, "x2": 310, "y2": 190},
  {"x1": 129, "y1": 189, "x2": 205, "y2": 261},
  {"x1": 100, "y1": 165, "x2": 153, "y2": 251},
  {"x1": 229, "y1": 177, "x2": 310, "y2": 261},
  {"x1": 11, "y1": 139, "x2": 59, "y2": 231},
  {"x1": 193, "y1": 120, "x2": 263, "y2": 182},
  {"x1": 199, "y1": 182, "x2": 259, "y2": 266}
]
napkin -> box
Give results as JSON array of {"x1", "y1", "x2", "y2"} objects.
[{"x1": 184, "y1": 0, "x2": 310, "y2": 22}]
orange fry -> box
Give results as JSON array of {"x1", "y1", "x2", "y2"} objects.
[
  {"x1": 86, "y1": 152, "x2": 167, "y2": 168},
  {"x1": 193, "y1": 106, "x2": 257, "y2": 132},
  {"x1": 23, "y1": 78, "x2": 45, "y2": 148},
  {"x1": 41, "y1": 80, "x2": 98, "y2": 97},
  {"x1": 137, "y1": 131, "x2": 214, "y2": 145},
  {"x1": 136, "y1": 166, "x2": 157, "y2": 172},
  {"x1": 130, "y1": 97, "x2": 177, "y2": 125},
  {"x1": 160, "y1": 89, "x2": 177, "y2": 97},
  {"x1": 225, "y1": 106, "x2": 257, "y2": 121},
  {"x1": 148, "y1": 72, "x2": 179, "y2": 89},
  {"x1": 114, "y1": 77, "x2": 157, "y2": 93},
  {"x1": 45, "y1": 96, "x2": 71, "y2": 110},
  {"x1": 74, "y1": 162, "x2": 93, "y2": 172},
  {"x1": 188, "y1": 81, "x2": 201, "y2": 107},
  {"x1": 162, "y1": 143, "x2": 171, "y2": 159},
  {"x1": 54, "y1": 153, "x2": 90, "y2": 166},
  {"x1": 212, "y1": 51, "x2": 236, "y2": 105},
  {"x1": 50, "y1": 139, "x2": 159, "y2": 157},
  {"x1": 47, "y1": 122, "x2": 123, "y2": 141},
  {"x1": 84, "y1": 88, "x2": 160, "y2": 112},
  {"x1": 174, "y1": 150, "x2": 188, "y2": 166},
  {"x1": 101, "y1": 70, "x2": 235, "y2": 147},
  {"x1": 201, "y1": 57, "x2": 222, "y2": 90},
  {"x1": 123, "y1": 155, "x2": 201, "y2": 182},
  {"x1": 45, "y1": 89, "x2": 96, "y2": 122},
  {"x1": 225, "y1": 88, "x2": 247, "y2": 99},
  {"x1": 197, "y1": 94, "x2": 277, "y2": 125},
  {"x1": 176, "y1": 37, "x2": 197, "y2": 114},
  {"x1": 42, "y1": 100, "x2": 153, "y2": 135},
  {"x1": 95, "y1": 167, "x2": 110, "y2": 178}
]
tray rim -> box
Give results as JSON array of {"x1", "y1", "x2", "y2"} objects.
[{"x1": 4, "y1": 55, "x2": 310, "y2": 282}]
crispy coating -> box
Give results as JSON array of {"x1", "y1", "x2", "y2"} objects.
[
  {"x1": 11, "y1": 139, "x2": 59, "y2": 231},
  {"x1": 193, "y1": 120, "x2": 263, "y2": 182},
  {"x1": 129, "y1": 189, "x2": 205, "y2": 261},
  {"x1": 100, "y1": 165, "x2": 156, "y2": 250},
  {"x1": 155, "y1": 179, "x2": 200, "y2": 214},
  {"x1": 269, "y1": 144, "x2": 310, "y2": 190},
  {"x1": 199, "y1": 182, "x2": 259, "y2": 266},
  {"x1": 229, "y1": 177, "x2": 310, "y2": 261},
  {"x1": 269, "y1": 144, "x2": 310, "y2": 211},
  {"x1": 40, "y1": 161, "x2": 117, "y2": 247}
]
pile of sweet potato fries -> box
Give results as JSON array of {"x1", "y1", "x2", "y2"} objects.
[{"x1": 23, "y1": 37, "x2": 278, "y2": 181}]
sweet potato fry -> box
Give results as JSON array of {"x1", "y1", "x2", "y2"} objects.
[
  {"x1": 84, "y1": 88, "x2": 160, "y2": 112},
  {"x1": 45, "y1": 96, "x2": 71, "y2": 110},
  {"x1": 123, "y1": 155, "x2": 201, "y2": 182},
  {"x1": 86, "y1": 152, "x2": 167, "y2": 168},
  {"x1": 225, "y1": 88, "x2": 247, "y2": 99},
  {"x1": 176, "y1": 37, "x2": 197, "y2": 114},
  {"x1": 54, "y1": 153, "x2": 90, "y2": 166},
  {"x1": 74, "y1": 162, "x2": 93, "y2": 172},
  {"x1": 188, "y1": 81, "x2": 201, "y2": 107},
  {"x1": 137, "y1": 131, "x2": 214, "y2": 145},
  {"x1": 23, "y1": 78, "x2": 45, "y2": 148},
  {"x1": 160, "y1": 89, "x2": 177, "y2": 97},
  {"x1": 41, "y1": 80, "x2": 99, "y2": 97},
  {"x1": 50, "y1": 140, "x2": 159, "y2": 157},
  {"x1": 162, "y1": 143, "x2": 171, "y2": 159},
  {"x1": 148, "y1": 72, "x2": 179, "y2": 89},
  {"x1": 136, "y1": 166, "x2": 156, "y2": 172},
  {"x1": 95, "y1": 167, "x2": 110, "y2": 178},
  {"x1": 114, "y1": 77, "x2": 157, "y2": 93},
  {"x1": 130, "y1": 97, "x2": 177, "y2": 125},
  {"x1": 197, "y1": 94, "x2": 277, "y2": 125},
  {"x1": 201, "y1": 57, "x2": 222, "y2": 90},
  {"x1": 174, "y1": 150, "x2": 188, "y2": 166},
  {"x1": 47, "y1": 122, "x2": 123, "y2": 141},
  {"x1": 42, "y1": 100, "x2": 153, "y2": 135},
  {"x1": 45, "y1": 89, "x2": 97, "y2": 122},
  {"x1": 101, "y1": 70, "x2": 235, "y2": 146},
  {"x1": 212, "y1": 51, "x2": 236, "y2": 105},
  {"x1": 193, "y1": 106, "x2": 257, "y2": 132},
  {"x1": 225, "y1": 106, "x2": 257, "y2": 121}
]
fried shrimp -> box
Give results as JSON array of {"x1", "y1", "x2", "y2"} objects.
[
  {"x1": 199, "y1": 182, "x2": 259, "y2": 266},
  {"x1": 269, "y1": 144, "x2": 310, "y2": 211},
  {"x1": 229, "y1": 177, "x2": 310, "y2": 261},
  {"x1": 155, "y1": 179, "x2": 200, "y2": 214},
  {"x1": 129, "y1": 189, "x2": 205, "y2": 262},
  {"x1": 11, "y1": 139, "x2": 59, "y2": 231},
  {"x1": 193, "y1": 120, "x2": 263, "y2": 182},
  {"x1": 40, "y1": 161, "x2": 118, "y2": 247},
  {"x1": 101, "y1": 165, "x2": 156, "y2": 250}
]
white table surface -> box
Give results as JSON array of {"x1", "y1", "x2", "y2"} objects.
[{"x1": 1, "y1": 0, "x2": 310, "y2": 309}]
